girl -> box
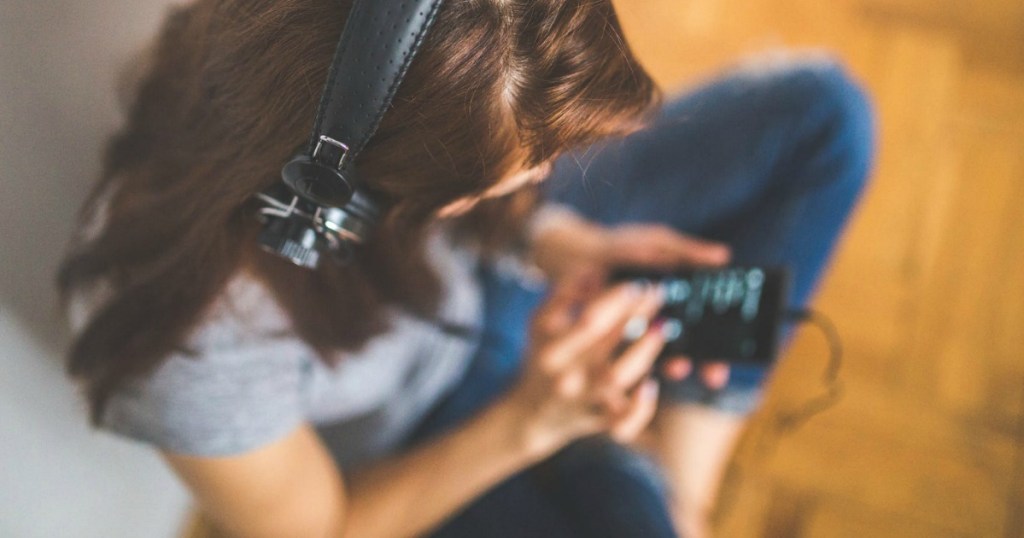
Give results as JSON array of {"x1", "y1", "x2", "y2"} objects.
[{"x1": 59, "y1": 0, "x2": 873, "y2": 536}]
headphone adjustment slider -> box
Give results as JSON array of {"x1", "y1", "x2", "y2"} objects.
[{"x1": 313, "y1": 135, "x2": 351, "y2": 171}]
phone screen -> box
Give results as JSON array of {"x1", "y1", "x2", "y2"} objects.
[{"x1": 613, "y1": 267, "x2": 790, "y2": 365}]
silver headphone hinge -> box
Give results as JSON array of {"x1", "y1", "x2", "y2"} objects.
[{"x1": 312, "y1": 135, "x2": 351, "y2": 171}]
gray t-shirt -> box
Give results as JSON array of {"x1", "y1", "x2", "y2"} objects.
[{"x1": 69, "y1": 228, "x2": 485, "y2": 468}]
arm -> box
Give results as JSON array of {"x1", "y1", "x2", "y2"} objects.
[
  {"x1": 167, "y1": 279, "x2": 670, "y2": 538},
  {"x1": 342, "y1": 399, "x2": 541, "y2": 537},
  {"x1": 165, "y1": 399, "x2": 539, "y2": 538},
  {"x1": 528, "y1": 211, "x2": 745, "y2": 537}
]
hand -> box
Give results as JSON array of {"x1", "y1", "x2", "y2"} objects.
[
  {"x1": 531, "y1": 214, "x2": 731, "y2": 283},
  {"x1": 504, "y1": 274, "x2": 668, "y2": 457},
  {"x1": 600, "y1": 222, "x2": 732, "y2": 272},
  {"x1": 530, "y1": 213, "x2": 734, "y2": 389}
]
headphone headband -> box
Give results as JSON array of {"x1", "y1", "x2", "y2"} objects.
[{"x1": 311, "y1": 0, "x2": 445, "y2": 167}]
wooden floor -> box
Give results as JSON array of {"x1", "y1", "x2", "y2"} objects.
[{"x1": 612, "y1": 0, "x2": 1024, "y2": 535}]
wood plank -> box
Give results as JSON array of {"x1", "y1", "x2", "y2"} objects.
[
  {"x1": 814, "y1": 24, "x2": 963, "y2": 394},
  {"x1": 1010, "y1": 417, "x2": 1024, "y2": 538},
  {"x1": 728, "y1": 377, "x2": 1017, "y2": 536},
  {"x1": 857, "y1": 0, "x2": 1024, "y2": 71},
  {"x1": 804, "y1": 496, "x2": 969, "y2": 538},
  {"x1": 914, "y1": 131, "x2": 1024, "y2": 423},
  {"x1": 957, "y1": 69, "x2": 1024, "y2": 135}
]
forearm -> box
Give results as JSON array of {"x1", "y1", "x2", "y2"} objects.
[{"x1": 341, "y1": 398, "x2": 544, "y2": 538}]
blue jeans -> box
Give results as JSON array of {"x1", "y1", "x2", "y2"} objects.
[{"x1": 410, "y1": 56, "x2": 874, "y2": 538}]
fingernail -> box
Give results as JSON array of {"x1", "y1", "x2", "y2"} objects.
[
  {"x1": 715, "y1": 246, "x2": 732, "y2": 262},
  {"x1": 663, "y1": 359, "x2": 692, "y2": 380},
  {"x1": 660, "y1": 318, "x2": 683, "y2": 342},
  {"x1": 649, "y1": 316, "x2": 674, "y2": 335},
  {"x1": 643, "y1": 379, "x2": 659, "y2": 400},
  {"x1": 705, "y1": 366, "x2": 730, "y2": 389},
  {"x1": 623, "y1": 316, "x2": 649, "y2": 340}
]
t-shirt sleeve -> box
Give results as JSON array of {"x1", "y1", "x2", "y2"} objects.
[
  {"x1": 96, "y1": 277, "x2": 312, "y2": 457},
  {"x1": 100, "y1": 338, "x2": 309, "y2": 457}
]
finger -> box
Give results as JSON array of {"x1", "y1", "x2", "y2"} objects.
[
  {"x1": 609, "y1": 226, "x2": 732, "y2": 269},
  {"x1": 594, "y1": 387, "x2": 630, "y2": 417},
  {"x1": 658, "y1": 233, "x2": 732, "y2": 267},
  {"x1": 531, "y1": 270, "x2": 597, "y2": 342},
  {"x1": 581, "y1": 283, "x2": 666, "y2": 367},
  {"x1": 661, "y1": 356, "x2": 693, "y2": 381},
  {"x1": 701, "y1": 362, "x2": 731, "y2": 389},
  {"x1": 602, "y1": 318, "x2": 669, "y2": 391},
  {"x1": 560, "y1": 406, "x2": 608, "y2": 442},
  {"x1": 541, "y1": 282, "x2": 656, "y2": 371},
  {"x1": 554, "y1": 367, "x2": 588, "y2": 400},
  {"x1": 610, "y1": 379, "x2": 659, "y2": 443}
]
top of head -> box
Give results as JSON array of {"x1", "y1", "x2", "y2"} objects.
[{"x1": 281, "y1": 0, "x2": 446, "y2": 207}]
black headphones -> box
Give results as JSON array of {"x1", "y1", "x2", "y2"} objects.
[{"x1": 256, "y1": 0, "x2": 446, "y2": 269}]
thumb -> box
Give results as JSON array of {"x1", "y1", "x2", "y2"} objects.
[
  {"x1": 664, "y1": 234, "x2": 732, "y2": 266},
  {"x1": 607, "y1": 225, "x2": 732, "y2": 268},
  {"x1": 532, "y1": 268, "x2": 602, "y2": 339}
]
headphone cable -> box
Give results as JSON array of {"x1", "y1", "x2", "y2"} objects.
[{"x1": 777, "y1": 308, "x2": 846, "y2": 431}]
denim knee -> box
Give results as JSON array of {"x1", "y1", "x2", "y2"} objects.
[
  {"x1": 531, "y1": 436, "x2": 678, "y2": 538},
  {"x1": 745, "y1": 54, "x2": 876, "y2": 195},
  {"x1": 538, "y1": 435, "x2": 670, "y2": 498},
  {"x1": 655, "y1": 56, "x2": 876, "y2": 415}
]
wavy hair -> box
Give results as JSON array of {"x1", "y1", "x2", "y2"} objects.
[{"x1": 57, "y1": 0, "x2": 658, "y2": 421}]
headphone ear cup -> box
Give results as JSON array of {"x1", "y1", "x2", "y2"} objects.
[
  {"x1": 281, "y1": 155, "x2": 355, "y2": 207},
  {"x1": 257, "y1": 214, "x2": 324, "y2": 269},
  {"x1": 319, "y1": 198, "x2": 377, "y2": 245},
  {"x1": 344, "y1": 188, "x2": 382, "y2": 223}
]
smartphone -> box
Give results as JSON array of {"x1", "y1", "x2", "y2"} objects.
[{"x1": 613, "y1": 267, "x2": 791, "y2": 365}]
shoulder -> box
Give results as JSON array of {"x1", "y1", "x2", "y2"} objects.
[
  {"x1": 98, "y1": 271, "x2": 315, "y2": 456},
  {"x1": 189, "y1": 269, "x2": 296, "y2": 349}
]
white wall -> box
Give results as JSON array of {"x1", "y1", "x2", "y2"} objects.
[{"x1": 1, "y1": 1, "x2": 190, "y2": 536}]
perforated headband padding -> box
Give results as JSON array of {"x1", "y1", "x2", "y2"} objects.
[{"x1": 307, "y1": 0, "x2": 445, "y2": 168}]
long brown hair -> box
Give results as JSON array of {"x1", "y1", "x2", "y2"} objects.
[{"x1": 58, "y1": 0, "x2": 658, "y2": 422}]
